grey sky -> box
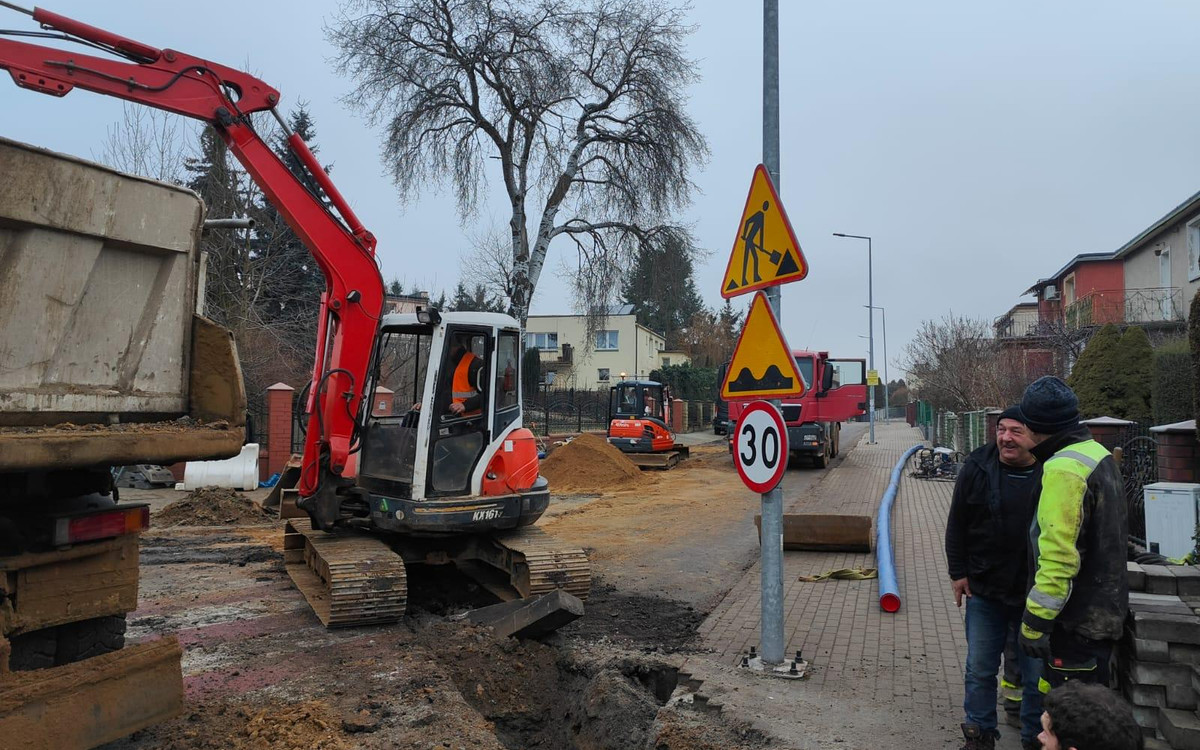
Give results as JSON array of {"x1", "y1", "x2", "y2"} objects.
[{"x1": 4, "y1": 1, "x2": 1200, "y2": 380}]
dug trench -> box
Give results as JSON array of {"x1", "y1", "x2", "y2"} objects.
[{"x1": 111, "y1": 517, "x2": 773, "y2": 750}]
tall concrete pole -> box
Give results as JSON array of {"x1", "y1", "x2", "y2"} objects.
[{"x1": 759, "y1": 0, "x2": 784, "y2": 667}]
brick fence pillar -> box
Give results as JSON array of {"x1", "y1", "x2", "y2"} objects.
[
  {"x1": 671, "y1": 400, "x2": 685, "y2": 434},
  {"x1": 373, "y1": 386, "x2": 395, "y2": 417},
  {"x1": 1150, "y1": 419, "x2": 1199, "y2": 484},
  {"x1": 1081, "y1": 416, "x2": 1136, "y2": 452},
  {"x1": 266, "y1": 382, "x2": 295, "y2": 481}
]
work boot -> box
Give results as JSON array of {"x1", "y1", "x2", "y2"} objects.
[
  {"x1": 959, "y1": 723, "x2": 996, "y2": 750},
  {"x1": 1003, "y1": 702, "x2": 1021, "y2": 728}
]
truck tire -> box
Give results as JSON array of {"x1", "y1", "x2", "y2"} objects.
[
  {"x1": 54, "y1": 614, "x2": 127, "y2": 665},
  {"x1": 8, "y1": 628, "x2": 58, "y2": 671},
  {"x1": 812, "y1": 444, "x2": 829, "y2": 469},
  {"x1": 831, "y1": 424, "x2": 841, "y2": 458}
]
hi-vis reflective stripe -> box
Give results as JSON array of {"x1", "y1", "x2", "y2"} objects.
[
  {"x1": 1000, "y1": 678, "x2": 1022, "y2": 702},
  {"x1": 1053, "y1": 449, "x2": 1100, "y2": 470},
  {"x1": 1029, "y1": 588, "x2": 1067, "y2": 613},
  {"x1": 452, "y1": 391, "x2": 477, "y2": 399},
  {"x1": 1038, "y1": 677, "x2": 1051, "y2": 695}
]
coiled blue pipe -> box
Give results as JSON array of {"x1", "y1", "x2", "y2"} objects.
[{"x1": 876, "y1": 444, "x2": 924, "y2": 613}]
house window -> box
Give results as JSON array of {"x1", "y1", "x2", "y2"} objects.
[
  {"x1": 1188, "y1": 218, "x2": 1200, "y2": 282},
  {"x1": 662, "y1": 357, "x2": 671, "y2": 367},
  {"x1": 594, "y1": 330, "x2": 619, "y2": 350},
  {"x1": 526, "y1": 332, "x2": 558, "y2": 351},
  {"x1": 598, "y1": 368, "x2": 610, "y2": 381}
]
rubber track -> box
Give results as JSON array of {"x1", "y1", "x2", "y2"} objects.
[
  {"x1": 285, "y1": 523, "x2": 407, "y2": 628},
  {"x1": 495, "y1": 527, "x2": 591, "y2": 601}
]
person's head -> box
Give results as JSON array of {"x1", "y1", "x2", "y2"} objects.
[
  {"x1": 450, "y1": 333, "x2": 472, "y2": 356},
  {"x1": 1018, "y1": 376, "x2": 1080, "y2": 445},
  {"x1": 995, "y1": 405, "x2": 1035, "y2": 467},
  {"x1": 1039, "y1": 682, "x2": 1142, "y2": 750}
]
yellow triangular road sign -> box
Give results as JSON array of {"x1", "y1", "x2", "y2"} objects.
[
  {"x1": 721, "y1": 291, "x2": 805, "y2": 400},
  {"x1": 720, "y1": 164, "x2": 808, "y2": 299}
]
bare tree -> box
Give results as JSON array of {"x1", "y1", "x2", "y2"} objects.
[
  {"x1": 462, "y1": 224, "x2": 517, "y2": 308},
  {"x1": 328, "y1": 0, "x2": 708, "y2": 324},
  {"x1": 903, "y1": 314, "x2": 1025, "y2": 412},
  {"x1": 96, "y1": 103, "x2": 189, "y2": 183}
]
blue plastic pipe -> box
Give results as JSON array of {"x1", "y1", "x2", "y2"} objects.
[{"x1": 876, "y1": 444, "x2": 925, "y2": 613}]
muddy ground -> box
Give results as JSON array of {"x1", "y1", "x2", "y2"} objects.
[{"x1": 99, "y1": 433, "x2": 858, "y2": 750}]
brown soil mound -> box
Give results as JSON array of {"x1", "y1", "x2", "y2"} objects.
[
  {"x1": 140, "y1": 700, "x2": 355, "y2": 750},
  {"x1": 540, "y1": 432, "x2": 643, "y2": 493},
  {"x1": 155, "y1": 487, "x2": 271, "y2": 527}
]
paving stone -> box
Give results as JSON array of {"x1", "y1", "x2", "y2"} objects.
[
  {"x1": 1170, "y1": 643, "x2": 1200, "y2": 666},
  {"x1": 1130, "y1": 592, "x2": 1193, "y2": 616},
  {"x1": 1129, "y1": 562, "x2": 1147, "y2": 592},
  {"x1": 1173, "y1": 566, "x2": 1200, "y2": 598},
  {"x1": 1166, "y1": 682, "x2": 1198, "y2": 710},
  {"x1": 1131, "y1": 611, "x2": 1200, "y2": 645},
  {"x1": 1144, "y1": 565, "x2": 1179, "y2": 596},
  {"x1": 1129, "y1": 683, "x2": 1166, "y2": 708},
  {"x1": 1130, "y1": 637, "x2": 1170, "y2": 663},
  {"x1": 1128, "y1": 658, "x2": 1195, "y2": 688},
  {"x1": 1159, "y1": 707, "x2": 1200, "y2": 750},
  {"x1": 1133, "y1": 703, "x2": 1162, "y2": 730}
]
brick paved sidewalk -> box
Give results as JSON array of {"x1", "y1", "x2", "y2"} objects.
[{"x1": 684, "y1": 422, "x2": 1021, "y2": 749}]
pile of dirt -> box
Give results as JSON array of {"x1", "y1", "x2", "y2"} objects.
[
  {"x1": 126, "y1": 700, "x2": 355, "y2": 750},
  {"x1": 541, "y1": 433, "x2": 643, "y2": 493},
  {"x1": 155, "y1": 487, "x2": 271, "y2": 527}
]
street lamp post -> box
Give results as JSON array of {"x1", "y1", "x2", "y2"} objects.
[
  {"x1": 866, "y1": 305, "x2": 888, "y2": 421},
  {"x1": 833, "y1": 233, "x2": 874, "y2": 443}
]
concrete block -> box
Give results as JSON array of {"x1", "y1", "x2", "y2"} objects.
[
  {"x1": 1144, "y1": 565, "x2": 1179, "y2": 596},
  {"x1": 1173, "y1": 566, "x2": 1200, "y2": 598},
  {"x1": 1160, "y1": 708, "x2": 1200, "y2": 750},
  {"x1": 1129, "y1": 683, "x2": 1166, "y2": 708},
  {"x1": 1131, "y1": 637, "x2": 1171, "y2": 663},
  {"x1": 1128, "y1": 658, "x2": 1194, "y2": 688},
  {"x1": 1131, "y1": 611, "x2": 1200, "y2": 645},
  {"x1": 1166, "y1": 682, "x2": 1197, "y2": 710},
  {"x1": 1129, "y1": 561, "x2": 1147, "y2": 592},
  {"x1": 1145, "y1": 737, "x2": 1173, "y2": 750},
  {"x1": 466, "y1": 589, "x2": 584, "y2": 639}
]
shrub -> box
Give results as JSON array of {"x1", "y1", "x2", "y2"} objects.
[
  {"x1": 1113, "y1": 326, "x2": 1153, "y2": 421},
  {"x1": 1152, "y1": 339, "x2": 1194, "y2": 426},
  {"x1": 654, "y1": 363, "x2": 718, "y2": 402},
  {"x1": 1068, "y1": 324, "x2": 1121, "y2": 418}
]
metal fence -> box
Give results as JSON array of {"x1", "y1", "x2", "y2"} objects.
[
  {"x1": 524, "y1": 389, "x2": 611, "y2": 436},
  {"x1": 246, "y1": 392, "x2": 268, "y2": 447},
  {"x1": 1112, "y1": 421, "x2": 1157, "y2": 542},
  {"x1": 930, "y1": 408, "x2": 990, "y2": 455}
]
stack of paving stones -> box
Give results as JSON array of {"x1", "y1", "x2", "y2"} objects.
[{"x1": 1123, "y1": 561, "x2": 1200, "y2": 748}]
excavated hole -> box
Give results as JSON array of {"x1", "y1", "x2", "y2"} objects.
[{"x1": 428, "y1": 621, "x2": 680, "y2": 750}]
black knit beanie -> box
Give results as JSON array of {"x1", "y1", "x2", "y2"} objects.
[
  {"x1": 997, "y1": 405, "x2": 1024, "y2": 426},
  {"x1": 1018, "y1": 376, "x2": 1080, "y2": 435}
]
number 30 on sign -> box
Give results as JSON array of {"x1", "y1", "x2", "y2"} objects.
[{"x1": 733, "y1": 401, "x2": 789, "y2": 493}]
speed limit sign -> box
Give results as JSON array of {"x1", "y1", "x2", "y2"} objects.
[{"x1": 733, "y1": 401, "x2": 789, "y2": 493}]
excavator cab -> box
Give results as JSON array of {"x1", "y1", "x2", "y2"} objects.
[{"x1": 356, "y1": 310, "x2": 547, "y2": 534}]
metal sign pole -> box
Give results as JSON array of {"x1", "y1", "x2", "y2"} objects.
[{"x1": 760, "y1": 0, "x2": 784, "y2": 668}]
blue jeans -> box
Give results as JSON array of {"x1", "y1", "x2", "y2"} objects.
[{"x1": 964, "y1": 594, "x2": 1044, "y2": 743}]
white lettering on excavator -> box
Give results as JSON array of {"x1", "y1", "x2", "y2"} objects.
[{"x1": 472, "y1": 508, "x2": 503, "y2": 521}]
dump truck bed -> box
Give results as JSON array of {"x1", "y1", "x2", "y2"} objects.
[{"x1": 0, "y1": 137, "x2": 245, "y2": 472}]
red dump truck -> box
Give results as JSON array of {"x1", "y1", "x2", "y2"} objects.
[
  {"x1": 722, "y1": 350, "x2": 867, "y2": 468},
  {"x1": 0, "y1": 137, "x2": 247, "y2": 748}
]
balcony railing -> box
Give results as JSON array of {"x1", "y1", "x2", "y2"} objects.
[
  {"x1": 1063, "y1": 287, "x2": 1183, "y2": 330},
  {"x1": 994, "y1": 314, "x2": 1043, "y2": 338}
]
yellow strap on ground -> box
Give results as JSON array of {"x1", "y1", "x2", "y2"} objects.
[{"x1": 797, "y1": 567, "x2": 878, "y2": 582}]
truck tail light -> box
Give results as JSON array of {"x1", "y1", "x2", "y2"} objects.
[{"x1": 54, "y1": 505, "x2": 150, "y2": 546}]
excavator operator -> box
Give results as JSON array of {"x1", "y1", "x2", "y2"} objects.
[{"x1": 448, "y1": 333, "x2": 485, "y2": 419}]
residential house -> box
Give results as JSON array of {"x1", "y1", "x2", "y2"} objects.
[
  {"x1": 524, "y1": 305, "x2": 688, "y2": 390},
  {"x1": 384, "y1": 291, "x2": 432, "y2": 314},
  {"x1": 1109, "y1": 188, "x2": 1199, "y2": 328}
]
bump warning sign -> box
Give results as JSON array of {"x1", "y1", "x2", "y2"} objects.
[{"x1": 721, "y1": 291, "x2": 805, "y2": 401}]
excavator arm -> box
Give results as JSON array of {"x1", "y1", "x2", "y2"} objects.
[{"x1": 0, "y1": 3, "x2": 384, "y2": 529}]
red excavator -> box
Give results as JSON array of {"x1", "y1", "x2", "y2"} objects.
[
  {"x1": 0, "y1": 5, "x2": 587, "y2": 633},
  {"x1": 605, "y1": 380, "x2": 690, "y2": 469}
]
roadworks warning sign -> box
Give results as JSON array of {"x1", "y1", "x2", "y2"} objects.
[{"x1": 721, "y1": 291, "x2": 805, "y2": 401}]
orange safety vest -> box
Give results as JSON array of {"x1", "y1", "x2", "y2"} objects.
[{"x1": 452, "y1": 351, "x2": 481, "y2": 417}]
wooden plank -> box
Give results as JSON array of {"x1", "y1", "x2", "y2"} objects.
[
  {"x1": 0, "y1": 637, "x2": 183, "y2": 749},
  {"x1": 754, "y1": 514, "x2": 873, "y2": 552}
]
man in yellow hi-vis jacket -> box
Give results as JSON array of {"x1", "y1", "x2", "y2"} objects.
[{"x1": 1016, "y1": 376, "x2": 1127, "y2": 689}]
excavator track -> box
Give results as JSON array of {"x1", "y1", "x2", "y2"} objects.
[
  {"x1": 490, "y1": 527, "x2": 591, "y2": 601},
  {"x1": 283, "y1": 521, "x2": 408, "y2": 628}
]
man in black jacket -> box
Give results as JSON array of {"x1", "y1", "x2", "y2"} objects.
[{"x1": 946, "y1": 406, "x2": 1044, "y2": 750}]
